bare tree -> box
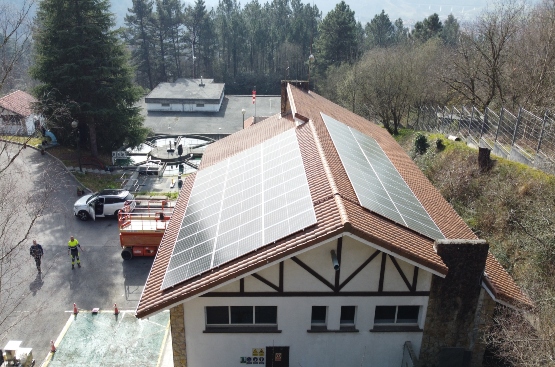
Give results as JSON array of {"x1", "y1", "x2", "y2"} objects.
[
  {"x1": 0, "y1": 0, "x2": 56, "y2": 340},
  {"x1": 355, "y1": 41, "x2": 446, "y2": 135},
  {"x1": 0, "y1": 142, "x2": 54, "y2": 339},
  {"x1": 504, "y1": 0, "x2": 555, "y2": 111},
  {"x1": 0, "y1": 0, "x2": 35, "y2": 94}
]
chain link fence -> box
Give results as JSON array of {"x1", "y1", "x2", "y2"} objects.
[{"x1": 413, "y1": 106, "x2": 555, "y2": 175}]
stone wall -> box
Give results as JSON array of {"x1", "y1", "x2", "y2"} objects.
[
  {"x1": 419, "y1": 239, "x2": 490, "y2": 367},
  {"x1": 170, "y1": 304, "x2": 187, "y2": 367}
]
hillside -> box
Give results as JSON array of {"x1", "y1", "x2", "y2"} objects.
[{"x1": 397, "y1": 130, "x2": 555, "y2": 365}]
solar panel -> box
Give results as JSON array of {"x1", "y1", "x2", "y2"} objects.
[
  {"x1": 162, "y1": 129, "x2": 317, "y2": 289},
  {"x1": 321, "y1": 113, "x2": 444, "y2": 240}
]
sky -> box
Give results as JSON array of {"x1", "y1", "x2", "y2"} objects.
[{"x1": 112, "y1": 0, "x2": 498, "y2": 28}]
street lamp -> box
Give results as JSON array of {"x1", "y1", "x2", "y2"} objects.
[
  {"x1": 71, "y1": 120, "x2": 82, "y2": 172},
  {"x1": 242, "y1": 108, "x2": 246, "y2": 126}
]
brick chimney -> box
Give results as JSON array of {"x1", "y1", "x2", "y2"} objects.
[{"x1": 419, "y1": 239, "x2": 490, "y2": 367}]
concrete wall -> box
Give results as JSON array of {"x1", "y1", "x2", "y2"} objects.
[
  {"x1": 179, "y1": 236, "x2": 432, "y2": 367},
  {"x1": 146, "y1": 102, "x2": 222, "y2": 112}
]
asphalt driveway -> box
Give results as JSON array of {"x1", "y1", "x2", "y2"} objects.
[{"x1": 0, "y1": 145, "x2": 154, "y2": 364}]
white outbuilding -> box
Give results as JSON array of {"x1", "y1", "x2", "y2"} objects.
[
  {"x1": 145, "y1": 78, "x2": 225, "y2": 112},
  {"x1": 0, "y1": 90, "x2": 41, "y2": 136}
]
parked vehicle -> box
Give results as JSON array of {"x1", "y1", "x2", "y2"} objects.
[
  {"x1": 118, "y1": 199, "x2": 174, "y2": 259},
  {"x1": 74, "y1": 189, "x2": 136, "y2": 221}
]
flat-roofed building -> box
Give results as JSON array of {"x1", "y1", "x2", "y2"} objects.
[{"x1": 145, "y1": 78, "x2": 225, "y2": 112}]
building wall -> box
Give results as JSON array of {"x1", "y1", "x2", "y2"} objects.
[
  {"x1": 179, "y1": 236, "x2": 432, "y2": 367},
  {"x1": 146, "y1": 102, "x2": 222, "y2": 112}
]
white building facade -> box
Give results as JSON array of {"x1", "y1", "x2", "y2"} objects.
[{"x1": 181, "y1": 236, "x2": 433, "y2": 366}]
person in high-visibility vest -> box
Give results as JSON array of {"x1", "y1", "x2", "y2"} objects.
[{"x1": 67, "y1": 236, "x2": 83, "y2": 269}]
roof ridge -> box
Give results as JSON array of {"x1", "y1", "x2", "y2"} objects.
[{"x1": 307, "y1": 118, "x2": 350, "y2": 228}]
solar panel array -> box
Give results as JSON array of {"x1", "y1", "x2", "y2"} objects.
[
  {"x1": 162, "y1": 129, "x2": 317, "y2": 289},
  {"x1": 321, "y1": 113, "x2": 444, "y2": 240}
]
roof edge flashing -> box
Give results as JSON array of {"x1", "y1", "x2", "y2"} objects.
[{"x1": 294, "y1": 113, "x2": 309, "y2": 126}]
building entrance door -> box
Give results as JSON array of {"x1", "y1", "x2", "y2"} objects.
[{"x1": 265, "y1": 346, "x2": 289, "y2": 367}]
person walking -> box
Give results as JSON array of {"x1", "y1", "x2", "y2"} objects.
[
  {"x1": 30, "y1": 239, "x2": 44, "y2": 273},
  {"x1": 67, "y1": 236, "x2": 83, "y2": 269}
]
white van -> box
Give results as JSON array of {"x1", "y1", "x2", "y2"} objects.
[{"x1": 73, "y1": 189, "x2": 136, "y2": 221}]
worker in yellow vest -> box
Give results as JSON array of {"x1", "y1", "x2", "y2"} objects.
[{"x1": 68, "y1": 236, "x2": 84, "y2": 269}]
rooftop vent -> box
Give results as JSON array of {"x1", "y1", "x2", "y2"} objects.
[{"x1": 199, "y1": 76, "x2": 205, "y2": 87}]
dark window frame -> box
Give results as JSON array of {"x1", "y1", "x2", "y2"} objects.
[
  {"x1": 374, "y1": 305, "x2": 420, "y2": 325},
  {"x1": 310, "y1": 306, "x2": 327, "y2": 326},
  {"x1": 340, "y1": 305, "x2": 356, "y2": 326},
  {"x1": 205, "y1": 306, "x2": 277, "y2": 327}
]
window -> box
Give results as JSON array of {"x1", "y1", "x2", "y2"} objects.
[
  {"x1": 206, "y1": 306, "x2": 277, "y2": 326},
  {"x1": 196, "y1": 103, "x2": 205, "y2": 107},
  {"x1": 161, "y1": 103, "x2": 170, "y2": 107},
  {"x1": 340, "y1": 306, "x2": 356, "y2": 326},
  {"x1": 374, "y1": 306, "x2": 420, "y2": 325},
  {"x1": 311, "y1": 306, "x2": 327, "y2": 327}
]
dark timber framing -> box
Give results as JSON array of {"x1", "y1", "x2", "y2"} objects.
[
  {"x1": 334, "y1": 237, "x2": 343, "y2": 292},
  {"x1": 202, "y1": 291, "x2": 430, "y2": 297},
  {"x1": 204, "y1": 245, "x2": 423, "y2": 297}
]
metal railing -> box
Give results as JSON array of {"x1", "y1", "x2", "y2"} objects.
[{"x1": 414, "y1": 106, "x2": 555, "y2": 175}]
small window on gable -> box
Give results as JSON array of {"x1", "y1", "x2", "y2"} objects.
[
  {"x1": 311, "y1": 306, "x2": 327, "y2": 326},
  {"x1": 340, "y1": 306, "x2": 356, "y2": 326},
  {"x1": 374, "y1": 305, "x2": 420, "y2": 325}
]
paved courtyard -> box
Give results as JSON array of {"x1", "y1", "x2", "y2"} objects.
[{"x1": 0, "y1": 145, "x2": 167, "y2": 365}]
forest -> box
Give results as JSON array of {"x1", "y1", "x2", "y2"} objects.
[{"x1": 121, "y1": 0, "x2": 555, "y2": 134}]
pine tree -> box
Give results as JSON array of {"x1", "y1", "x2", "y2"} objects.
[
  {"x1": 32, "y1": 0, "x2": 147, "y2": 157},
  {"x1": 314, "y1": 1, "x2": 359, "y2": 74},
  {"x1": 125, "y1": 0, "x2": 157, "y2": 90}
]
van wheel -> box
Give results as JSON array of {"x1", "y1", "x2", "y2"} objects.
[
  {"x1": 121, "y1": 248, "x2": 133, "y2": 260},
  {"x1": 77, "y1": 211, "x2": 90, "y2": 221}
]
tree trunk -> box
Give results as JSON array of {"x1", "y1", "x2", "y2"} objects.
[{"x1": 478, "y1": 147, "x2": 493, "y2": 171}]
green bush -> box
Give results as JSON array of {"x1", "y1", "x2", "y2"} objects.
[{"x1": 414, "y1": 133, "x2": 429, "y2": 155}]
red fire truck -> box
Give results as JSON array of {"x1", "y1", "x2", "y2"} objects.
[{"x1": 117, "y1": 199, "x2": 175, "y2": 260}]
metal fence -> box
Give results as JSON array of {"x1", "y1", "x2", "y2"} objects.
[{"x1": 413, "y1": 106, "x2": 555, "y2": 175}]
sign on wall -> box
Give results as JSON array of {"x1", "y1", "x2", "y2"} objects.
[
  {"x1": 240, "y1": 348, "x2": 265, "y2": 364},
  {"x1": 112, "y1": 151, "x2": 128, "y2": 164}
]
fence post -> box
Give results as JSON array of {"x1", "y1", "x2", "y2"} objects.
[
  {"x1": 450, "y1": 107, "x2": 455, "y2": 136},
  {"x1": 537, "y1": 110, "x2": 549, "y2": 154},
  {"x1": 440, "y1": 106, "x2": 445, "y2": 132},
  {"x1": 480, "y1": 108, "x2": 488, "y2": 140},
  {"x1": 470, "y1": 107, "x2": 475, "y2": 140},
  {"x1": 495, "y1": 108, "x2": 503, "y2": 142},
  {"x1": 512, "y1": 107, "x2": 522, "y2": 146},
  {"x1": 416, "y1": 106, "x2": 421, "y2": 129}
]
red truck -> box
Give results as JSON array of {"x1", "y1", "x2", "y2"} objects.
[{"x1": 117, "y1": 199, "x2": 175, "y2": 260}]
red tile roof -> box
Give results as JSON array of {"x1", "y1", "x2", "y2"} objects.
[
  {"x1": 135, "y1": 84, "x2": 531, "y2": 318},
  {"x1": 0, "y1": 90, "x2": 36, "y2": 117}
]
